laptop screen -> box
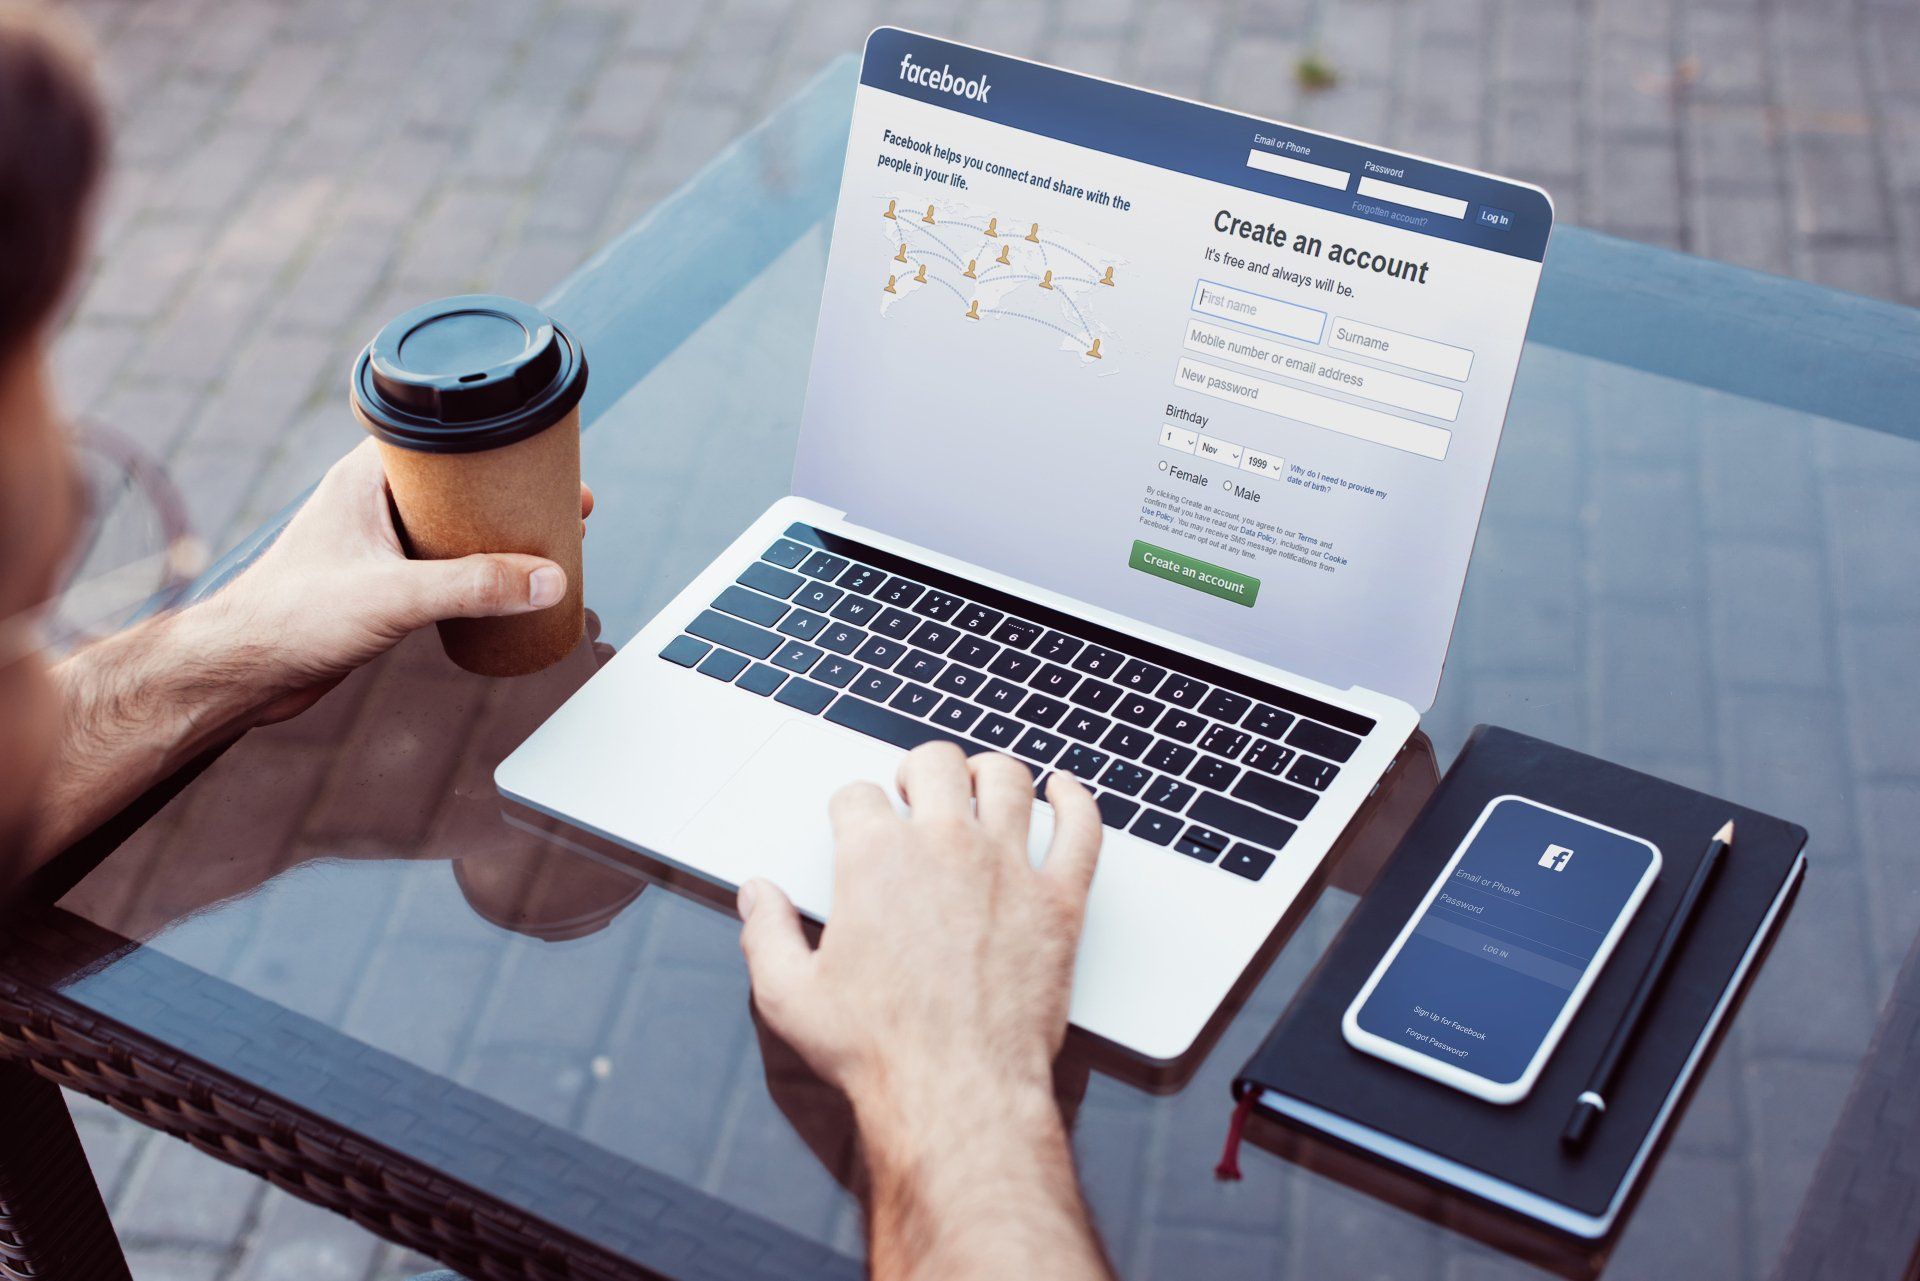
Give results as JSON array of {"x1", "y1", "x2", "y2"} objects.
[{"x1": 795, "y1": 28, "x2": 1551, "y2": 711}]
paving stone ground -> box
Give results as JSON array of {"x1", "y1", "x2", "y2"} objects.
[{"x1": 36, "y1": 0, "x2": 1920, "y2": 1276}]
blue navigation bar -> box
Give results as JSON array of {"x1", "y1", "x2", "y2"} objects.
[{"x1": 860, "y1": 27, "x2": 1553, "y2": 262}]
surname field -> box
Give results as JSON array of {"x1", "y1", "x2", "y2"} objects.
[
  {"x1": 1183, "y1": 318, "x2": 1462, "y2": 420},
  {"x1": 1173, "y1": 358, "x2": 1452, "y2": 460},
  {"x1": 1160, "y1": 422, "x2": 1284, "y2": 479}
]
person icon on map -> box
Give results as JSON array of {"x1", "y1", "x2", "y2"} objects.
[
  {"x1": 1025, "y1": 222, "x2": 1041, "y2": 242},
  {"x1": 966, "y1": 299, "x2": 981, "y2": 319},
  {"x1": 884, "y1": 274, "x2": 898, "y2": 294},
  {"x1": 922, "y1": 204, "x2": 937, "y2": 224},
  {"x1": 914, "y1": 263, "x2": 927, "y2": 283},
  {"x1": 1039, "y1": 269, "x2": 1054, "y2": 289},
  {"x1": 1086, "y1": 338, "x2": 1103, "y2": 359},
  {"x1": 894, "y1": 242, "x2": 908, "y2": 263},
  {"x1": 995, "y1": 245, "x2": 1011, "y2": 266},
  {"x1": 985, "y1": 217, "x2": 1000, "y2": 236},
  {"x1": 884, "y1": 198, "x2": 897, "y2": 219},
  {"x1": 1100, "y1": 265, "x2": 1115, "y2": 286},
  {"x1": 964, "y1": 259, "x2": 978, "y2": 279}
]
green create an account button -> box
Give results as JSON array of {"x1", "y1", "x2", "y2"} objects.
[{"x1": 1128, "y1": 540, "x2": 1260, "y2": 607}]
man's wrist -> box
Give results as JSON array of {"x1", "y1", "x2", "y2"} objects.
[{"x1": 849, "y1": 1050, "x2": 1065, "y2": 1179}]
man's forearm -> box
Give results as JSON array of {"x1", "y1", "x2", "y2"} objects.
[
  {"x1": 856, "y1": 1065, "x2": 1114, "y2": 1281},
  {"x1": 23, "y1": 601, "x2": 263, "y2": 875}
]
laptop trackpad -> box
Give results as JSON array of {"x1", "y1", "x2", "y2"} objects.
[{"x1": 672, "y1": 719, "x2": 1054, "y2": 922}]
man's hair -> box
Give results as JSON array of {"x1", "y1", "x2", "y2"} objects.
[{"x1": 0, "y1": 3, "x2": 105, "y2": 349}]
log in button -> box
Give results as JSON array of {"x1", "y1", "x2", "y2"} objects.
[{"x1": 1128, "y1": 540, "x2": 1260, "y2": 607}]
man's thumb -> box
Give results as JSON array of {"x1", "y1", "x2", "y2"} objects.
[
  {"x1": 737, "y1": 879, "x2": 812, "y2": 1008},
  {"x1": 398, "y1": 553, "x2": 567, "y2": 625}
]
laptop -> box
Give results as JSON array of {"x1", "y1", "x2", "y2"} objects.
[{"x1": 497, "y1": 28, "x2": 1553, "y2": 1062}]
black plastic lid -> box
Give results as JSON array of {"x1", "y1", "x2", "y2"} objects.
[{"x1": 351, "y1": 294, "x2": 588, "y2": 453}]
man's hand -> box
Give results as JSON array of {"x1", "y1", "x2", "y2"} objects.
[
  {"x1": 200, "y1": 439, "x2": 594, "y2": 724},
  {"x1": 737, "y1": 746, "x2": 1115, "y2": 1281}
]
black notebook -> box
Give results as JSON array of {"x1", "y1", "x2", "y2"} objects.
[{"x1": 1233, "y1": 725, "x2": 1807, "y2": 1238}]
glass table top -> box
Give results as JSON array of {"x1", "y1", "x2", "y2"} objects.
[{"x1": 25, "y1": 59, "x2": 1920, "y2": 1280}]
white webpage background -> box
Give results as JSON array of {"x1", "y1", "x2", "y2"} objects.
[{"x1": 794, "y1": 84, "x2": 1544, "y2": 710}]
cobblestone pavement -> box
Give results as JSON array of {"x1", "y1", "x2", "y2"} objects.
[{"x1": 38, "y1": 0, "x2": 1920, "y2": 1276}]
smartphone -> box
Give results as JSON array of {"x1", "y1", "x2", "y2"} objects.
[{"x1": 1342, "y1": 796, "x2": 1661, "y2": 1104}]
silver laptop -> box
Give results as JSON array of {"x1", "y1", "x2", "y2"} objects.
[{"x1": 498, "y1": 29, "x2": 1552, "y2": 1062}]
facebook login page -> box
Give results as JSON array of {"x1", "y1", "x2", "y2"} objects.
[{"x1": 795, "y1": 29, "x2": 1553, "y2": 709}]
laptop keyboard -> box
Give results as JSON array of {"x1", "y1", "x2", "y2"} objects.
[{"x1": 656, "y1": 524, "x2": 1377, "y2": 884}]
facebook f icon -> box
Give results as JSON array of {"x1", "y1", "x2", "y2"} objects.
[{"x1": 1539, "y1": 844, "x2": 1574, "y2": 872}]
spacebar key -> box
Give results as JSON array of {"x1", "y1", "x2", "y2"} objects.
[
  {"x1": 1189, "y1": 792, "x2": 1297, "y2": 849},
  {"x1": 826, "y1": 698, "x2": 985, "y2": 755}
]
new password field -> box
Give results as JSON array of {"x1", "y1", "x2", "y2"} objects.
[{"x1": 1173, "y1": 358, "x2": 1453, "y2": 460}]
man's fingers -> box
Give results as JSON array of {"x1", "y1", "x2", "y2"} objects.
[
  {"x1": 393, "y1": 553, "x2": 567, "y2": 627},
  {"x1": 970, "y1": 752, "x2": 1035, "y2": 848},
  {"x1": 895, "y1": 742, "x2": 974, "y2": 820},
  {"x1": 1039, "y1": 772, "x2": 1103, "y2": 901},
  {"x1": 580, "y1": 483, "x2": 594, "y2": 520},
  {"x1": 737, "y1": 878, "x2": 813, "y2": 1018}
]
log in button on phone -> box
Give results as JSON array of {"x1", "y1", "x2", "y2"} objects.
[{"x1": 1128, "y1": 540, "x2": 1260, "y2": 607}]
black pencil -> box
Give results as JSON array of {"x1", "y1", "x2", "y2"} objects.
[{"x1": 1561, "y1": 819, "x2": 1734, "y2": 1152}]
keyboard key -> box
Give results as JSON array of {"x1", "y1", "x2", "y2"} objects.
[
  {"x1": 876, "y1": 577, "x2": 924, "y2": 607},
  {"x1": 762, "y1": 538, "x2": 810, "y2": 568},
  {"x1": 777, "y1": 610, "x2": 828, "y2": 641},
  {"x1": 1031, "y1": 663, "x2": 1079, "y2": 697},
  {"x1": 1143, "y1": 775, "x2": 1196, "y2": 811},
  {"x1": 1070, "y1": 679, "x2": 1121, "y2": 713},
  {"x1": 975, "y1": 714, "x2": 1022, "y2": 750},
  {"x1": 954, "y1": 603, "x2": 1002, "y2": 633},
  {"x1": 909, "y1": 621, "x2": 960, "y2": 652},
  {"x1": 738, "y1": 663, "x2": 786, "y2": 696},
  {"x1": 1058, "y1": 744, "x2": 1108, "y2": 781},
  {"x1": 988, "y1": 650, "x2": 1041, "y2": 682},
  {"x1": 855, "y1": 636, "x2": 907, "y2": 668},
  {"x1": 1220, "y1": 844, "x2": 1277, "y2": 882},
  {"x1": 798, "y1": 551, "x2": 849, "y2": 580},
  {"x1": 775, "y1": 678, "x2": 834, "y2": 714},
  {"x1": 794, "y1": 581, "x2": 843, "y2": 612},
  {"x1": 830, "y1": 595, "x2": 881, "y2": 626},
  {"x1": 890, "y1": 683, "x2": 941, "y2": 717},
  {"x1": 660, "y1": 635, "x2": 710, "y2": 667},
  {"x1": 852, "y1": 670, "x2": 903, "y2": 702},
  {"x1": 915, "y1": 590, "x2": 964, "y2": 620},
  {"x1": 838, "y1": 564, "x2": 885, "y2": 594},
  {"x1": 1034, "y1": 631, "x2": 1083, "y2": 663},
  {"x1": 1243, "y1": 703, "x2": 1294, "y2": 738},
  {"x1": 1014, "y1": 727, "x2": 1066, "y2": 765},
  {"x1": 1190, "y1": 793, "x2": 1296, "y2": 849},
  {"x1": 975, "y1": 678, "x2": 1026, "y2": 712},
  {"x1": 1228, "y1": 773, "x2": 1318, "y2": 821},
  {"x1": 1114, "y1": 693, "x2": 1162, "y2": 728},
  {"x1": 1016, "y1": 693, "x2": 1069, "y2": 728},
  {"x1": 1243, "y1": 739, "x2": 1295, "y2": 776},
  {"x1": 1115, "y1": 659, "x2": 1166, "y2": 693},
  {"x1": 687, "y1": 609, "x2": 780, "y2": 658},
  {"x1": 896, "y1": 649, "x2": 945, "y2": 683},
  {"x1": 1101, "y1": 725, "x2": 1153, "y2": 759},
  {"x1": 772, "y1": 641, "x2": 821, "y2": 673},
  {"x1": 1287, "y1": 719, "x2": 1362, "y2": 763},
  {"x1": 827, "y1": 697, "x2": 981, "y2": 755},
  {"x1": 1287, "y1": 756, "x2": 1340, "y2": 791},
  {"x1": 1130, "y1": 809, "x2": 1181, "y2": 846},
  {"x1": 1199, "y1": 689, "x2": 1251, "y2": 724},
  {"x1": 712, "y1": 585, "x2": 786, "y2": 627},
  {"x1": 697, "y1": 649, "x2": 749, "y2": 681},
  {"x1": 1097, "y1": 761, "x2": 1150, "y2": 795},
  {"x1": 1096, "y1": 793, "x2": 1141, "y2": 829},
  {"x1": 1200, "y1": 725, "x2": 1251, "y2": 759},
  {"x1": 738, "y1": 561, "x2": 804, "y2": 598},
  {"x1": 950, "y1": 636, "x2": 1000, "y2": 667},
  {"x1": 1156, "y1": 708, "x2": 1205, "y2": 742},
  {"x1": 932, "y1": 697, "x2": 984, "y2": 733},
  {"x1": 992, "y1": 618, "x2": 1043, "y2": 649},
  {"x1": 932, "y1": 664, "x2": 987, "y2": 698},
  {"x1": 1071, "y1": 644, "x2": 1124, "y2": 678},
  {"x1": 1144, "y1": 741, "x2": 1197, "y2": 775},
  {"x1": 874, "y1": 607, "x2": 919, "y2": 640},
  {"x1": 1158, "y1": 675, "x2": 1207, "y2": 707},
  {"x1": 1060, "y1": 709, "x2": 1110, "y2": 743},
  {"x1": 1175, "y1": 827, "x2": 1228, "y2": 862},
  {"x1": 1189, "y1": 756, "x2": 1240, "y2": 790},
  {"x1": 818, "y1": 623, "x2": 863, "y2": 654},
  {"x1": 815, "y1": 656, "x2": 861, "y2": 688}
]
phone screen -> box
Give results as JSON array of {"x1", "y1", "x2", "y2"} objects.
[{"x1": 1347, "y1": 797, "x2": 1659, "y2": 1097}]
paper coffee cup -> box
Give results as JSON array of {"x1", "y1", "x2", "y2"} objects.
[{"x1": 350, "y1": 295, "x2": 588, "y2": 677}]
